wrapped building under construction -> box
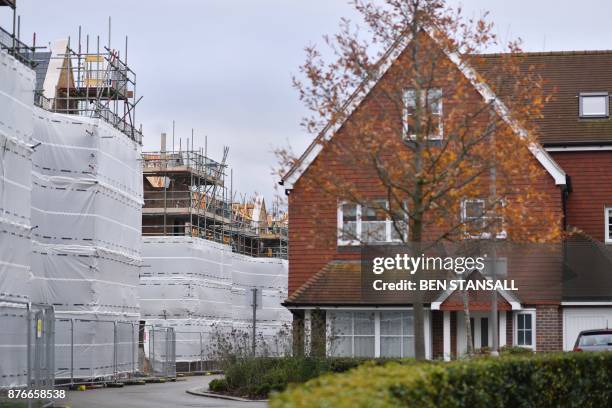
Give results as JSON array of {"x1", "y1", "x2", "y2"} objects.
[
  {"x1": 0, "y1": 2, "x2": 290, "y2": 389},
  {"x1": 140, "y1": 143, "x2": 290, "y2": 364}
]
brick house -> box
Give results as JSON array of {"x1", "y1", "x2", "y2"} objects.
[{"x1": 280, "y1": 33, "x2": 612, "y2": 359}]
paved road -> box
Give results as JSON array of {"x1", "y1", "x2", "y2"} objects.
[{"x1": 64, "y1": 376, "x2": 267, "y2": 408}]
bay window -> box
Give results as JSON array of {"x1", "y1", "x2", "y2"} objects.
[
  {"x1": 329, "y1": 310, "x2": 415, "y2": 358},
  {"x1": 380, "y1": 311, "x2": 415, "y2": 358},
  {"x1": 329, "y1": 311, "x2": 375, "y2": 357}
]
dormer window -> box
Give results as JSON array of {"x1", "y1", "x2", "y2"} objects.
[{"x1": 579, "y1": 92, "x2": 609, "y2": 118}]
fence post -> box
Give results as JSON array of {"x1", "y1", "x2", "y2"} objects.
[
  {"x1": 26, "y1": 303, "x2": 32, "y2": 408},
  {"x1": 131, "y1": 322, "x2": 135, "y2": 376},
  {"x1": 199, "y1": 332, "x2": 203, "y2": 373},
  {"x1": 113, "y1": 321, "x2": 117, "y2": 381},
  {"x1": 252, "y1": 288, "x2": 257, "y2": 357},
  {"x1": 165, "y1": 329, "x2": 170, "y2": 377},
  {"x1": 70, "y1": 319, "x2": 74, "y2": 385},
  {"x1": 150, "y1": 327, "x2": 155, "y2": 376}
]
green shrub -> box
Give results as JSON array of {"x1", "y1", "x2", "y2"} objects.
[
  {"x1": 208, "y1": 378, "x2": 228, "y2": 392},
  {"x1": 218, "y1": 356, "x2": 415, "y2": 398},
  {"x1": 500, "y1": 345, "x2": 534, "y2": 355},
  {"x1": 270, "y1": 352, "x2": 612, "y2": 407}
]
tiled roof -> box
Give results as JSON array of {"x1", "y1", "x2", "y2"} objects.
[
  {"x1": 476, "y1": 50, "x2": 612, "y2": 145},
  {"x1": 284, "y1": 243, "x2": 594, "y2": 306},
  {"x1": 284, "y1": 260, "x2": 449, "y2": 306}
]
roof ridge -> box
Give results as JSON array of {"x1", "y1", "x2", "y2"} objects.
[{"x1": 477, "y1": 49, "x2": 612, "y2": 58}]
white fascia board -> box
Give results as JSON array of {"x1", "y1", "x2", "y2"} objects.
[
  {"x1": 546, "y1": 145, "x2": 612, "y2": 152},
  {"x1": 434, "y1": 31, "x2": 566, "y2": 186},
  {"x1": 286, "y1": 305, "x2": 426, "y2": 311},
  {"x1": 282, "y1": 30, "x2": 566, "y2": 189}
]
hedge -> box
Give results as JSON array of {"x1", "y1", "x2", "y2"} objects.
[
  {"x1": 210, "y1": 357, "x2": 416, "y2": 398},
  {"x1": 270, "y1": 352, "x2": 612, "y2": 407}
]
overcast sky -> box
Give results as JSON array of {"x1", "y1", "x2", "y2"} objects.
[{"x1": 3, "y1": 1, "x2": 612, "y2": 204}]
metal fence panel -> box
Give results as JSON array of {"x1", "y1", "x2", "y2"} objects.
[
  {"x1": 147, "y1": 326, "x2": 176, "y2": 378},
  {"x1": 55, "y1": 318, "x2": 139, "y2": 383},
  {"x1": 0, "y1": 297, "x2": 54, "y2": 406}
]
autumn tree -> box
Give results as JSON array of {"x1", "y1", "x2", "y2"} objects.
[{"x1": 278, "y1": 0, "x2": 561, "y2": 360}]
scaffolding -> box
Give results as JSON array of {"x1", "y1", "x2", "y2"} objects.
[
  {"x1": 142, "y1": 140, "x2": 287, "y2": 259},
  {"x1": 33, "y1": 27, "x2": 142, "y2": 143}
]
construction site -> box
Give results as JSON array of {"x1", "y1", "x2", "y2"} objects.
[{"x1": 0, "y1": 0, "x2": 290, "y2": 399}]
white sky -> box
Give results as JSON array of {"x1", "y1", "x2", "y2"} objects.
[{"x1": 3, "y1": 0, "x2": 612, "y2": 203}]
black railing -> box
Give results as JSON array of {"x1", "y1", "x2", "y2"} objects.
[{"x1": 0, "y1": 25, "x2": 35, "y2": 67}]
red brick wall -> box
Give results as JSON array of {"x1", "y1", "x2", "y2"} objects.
[
  {"x1": 550, "y1": 150, "x2": 612, "y2": 241},
  {"x1": 287, "y1": 40, "x2": 564, "y2": 295},
  {"x1": 536, "y1": 305, "x2": 563, "y2": 352},
  {"x1": 506, "y1": 311, "x2": 513, "y2": 346}
]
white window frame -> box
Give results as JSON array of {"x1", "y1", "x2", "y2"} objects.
[
  {"x1": 605, "y1": 206, "x2": 612, "y2": 244},
  {"x1": 461, "y1": 198, "x2": 507, "y2": 240},
  {"x1": 337, "y1": 200, "x2": 407, "y2": 246},
  {"x1": 403, "y1": 88, "x2": 443, "y2": 140},
  {"x1": 579, "y1": 92, "x2": 609, "y2": 118},
  {"x1": 379, "y1": 310, "x2": 415, "y2": 358},
  {"x1": 328, "y1": 311, "x2": 376, "y2": 358},
  {"x1": 326, "y1": 309, "x2": 418, "y2": 358},
  {"x1": 513, "y1": 310, "x2": 536, "y2": 350}
]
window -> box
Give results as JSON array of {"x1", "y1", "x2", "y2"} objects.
[
  {"x1": 514, "y1": 311, "x2": 535, "y2": 349},
  {"x1": 362, "y1": 200, "x2": 388, "y2": 243},
  {"x1": 340, "y1": 203, "x2": 358, "y2": 242},
  {"x1": 606, "y1": 207, "x2": 612, "y2": 244},
  {"x1": 461, "y1": 198, "x2": 506, "y2": 239},
  {"x1": 337, "y1": 201, "x2": 407, "y2": 245},
  {"x1": 579, "y1": 92, "x2": 609, "y2": 118},
  {"x1": 329, "y1": 310, "x2": 416, "y2": 358},
  {"x1": 329, "y1": 311, "x2": 375, "y2": 357},
  {"x1": 380, "y1": 311, "x2": 415, "y2": 357},
  {"x1": 404, "y1": 88, "x2": 443, "y2": 140}
]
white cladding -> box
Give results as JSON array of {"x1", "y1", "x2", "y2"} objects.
[{"x1": 140, "y1": 236, "x2": 291, "y2": 361}]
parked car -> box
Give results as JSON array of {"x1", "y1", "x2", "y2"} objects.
[{"x1": 573, "y1": 329, "x2": 612, "y2": 352}]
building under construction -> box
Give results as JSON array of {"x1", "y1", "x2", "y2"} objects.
[
  {"x1": 139, "y1": 138, "x2": 291, "y2": 365},
  {"x1": 0, "y1": 1, "x2": 291, "y2": 384},
  {"x1": 141, "y1": 137, "x2": 288, "y2": 258}
]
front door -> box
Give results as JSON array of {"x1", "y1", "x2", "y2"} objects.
[{"x1": 470, "y1": 316, "x2": 490, "y2": 350}]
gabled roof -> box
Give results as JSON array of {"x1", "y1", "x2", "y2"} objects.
[
  {"x1": 280, "y1": 31, "x2": 567, "y2": 189},
  {"x1": 430, "y1": 269, "x2": 521, "y2": 310}
]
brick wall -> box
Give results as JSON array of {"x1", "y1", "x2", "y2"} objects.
[
  {"x1": 536, "y1": 305, "x2": 563, "y2": 352},
  {"x1": 506, "y1": 311, "x2": 513, "y2": 346},
  {"x1": 551, "y1": 150, "x2": 612, "y2": 241}
]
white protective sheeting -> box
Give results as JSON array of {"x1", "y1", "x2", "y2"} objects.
[
  {"x1": 0, "y1": 49, "x2": 34, "y2": 300},
  {"x1": 0, "y1": 49, "x2": 35, "y2": 388},
  {"x1": 140, "y1": 237, "x2": 291, "y2": 361},
  {"x1": 30, "y1": 108, "x2": 142, "y2": 378}
]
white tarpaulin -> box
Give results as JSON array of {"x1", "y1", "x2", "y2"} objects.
[
  {"x1": 140, "y1": 237, "x2": 291, "y2": 361},
  {"x1": 0, "y1": 50, "x2": 35, "y2": 389},
  {"x1": 30, "y1": 108, "x2": 142, "y2": 379},
  {"x1": 0, "y1": 49, "x2": 34, "y2": 301}
]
